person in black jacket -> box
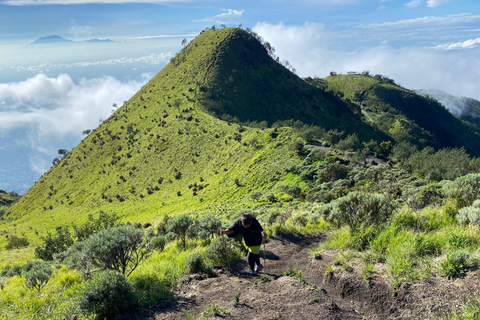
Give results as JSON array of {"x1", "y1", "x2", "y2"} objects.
[{"x1": 221, "y1": 212, "x2": 267, "y2": 275}]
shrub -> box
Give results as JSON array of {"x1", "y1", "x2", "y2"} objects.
[
  {"x1": 206, "y1": 236, "x2": 242, "y2": 268},
  {"x1": 192, "y1": 213, "x2": 222, "y2": 239},
  {"x1": 260, "y1": 211, "x2": 280, "y2": 226},
  {"x1": 183, "y1": 251, "x2": 212, "y2": 274},
  {"x1": 73, "y1": 211, "x2": 119, "y2": 241},
  {"x1": 167, "y1": 214, "x2": 196, "y2": 249},
  {"x1": 57, "y1": 225, "x2": 151, "y2": 277},
  {"x1": 35, "y1": 226, "x2": 73, "y2": 261},
  {"x1": 443, "y1": 174, "x2": 480, "y2": 208},
  {"x1": 326, "y1": 191, "x2": 397, "y2": 234},
  {"x1": 23, "y1": 261, "x2": 53, "y2": 294},
  {"x1": 440, "y1": 250, "x2": 469, "y2": 279},
  {"x1": 457, "y1": 200, "x2": 480, "y2": 225},
  {"x1": 0, "y1": 264, "x2": 23, "y2": 278},
  {"x1": 317, "y1": 162, "x2": 348, "y2": 183},
  {"x1": 5, "y1": 235, "x2": 29, "y2": 250},
  {"x1": 150, "y1": 235, "x2": 167, "y2": 251},
  {"x1": 79, "y1": 270, "x2": 137, "y2": 320},
  {"x1": 406, "y1": 147, "x2": 471, "y2": 181}
]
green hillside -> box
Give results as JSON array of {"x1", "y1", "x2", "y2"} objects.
[
  {"x1": 4, "y1": 27, "x2": 480, "y2": 320},
  {"x1": 319, "y1": 74, "x2": 480, "y2": 155},
  {"x1": 417, "y1": 89, "x2": 480, "y2": 128}
]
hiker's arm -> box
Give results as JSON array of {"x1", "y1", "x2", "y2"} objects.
[{"x1": 220, "y1": 229, "x2": 234, "y2": 235}]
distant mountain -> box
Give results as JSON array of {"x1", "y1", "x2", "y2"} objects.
[
  {"x1": 31, "y1": 35, "x2": 113, "y2": 44},
  {"x1": 31, "y1": 35, "x2": 72, "y2": 44},
  {"x1": 84, "y1": 38, "x2": 113, "y2": 43},
  {"x1": 416, "y1": 89, "x2": 480, "y2": 128}
]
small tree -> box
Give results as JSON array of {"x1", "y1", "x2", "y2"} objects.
[
  {"x1": 86, "y1": 225, "x2": 151, "y2": 277},
  {"x1": 58, "y1": 149, "x2": 69, "y2": 157},
  {"x1": 167, "y1": 214, "x2": 196, "y2": 249},
  {"x1": 193, "y1": 213, "x2": 222, "y2": 239},
  {"x1": 57, "y1": 225, "x2": 151, "y2": 277}
]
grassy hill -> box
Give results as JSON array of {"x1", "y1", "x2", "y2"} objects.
[{"x1": 317, "y1": 74, "x2": 480, "y2": 155}]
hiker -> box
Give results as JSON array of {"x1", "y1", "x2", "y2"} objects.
[{"x1": 221, "y1": 212, "x2": 267, "y2": 275}]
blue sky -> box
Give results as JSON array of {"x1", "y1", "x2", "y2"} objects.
[{"x1": 0, "y1": 0, "x2": 479, "y2": 193}]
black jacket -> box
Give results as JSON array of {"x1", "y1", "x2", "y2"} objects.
[{"x1": 228, "y1": 217, "x2": 264, "y2": 247}]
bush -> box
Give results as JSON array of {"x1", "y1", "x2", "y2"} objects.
[
  {"x1": 5, "y1": 235, "x2": 29, "y2": 250},
  {"x1": 440, "y1": 250, "x2": 469, "y2": 279},
  {"x1": 79, "y1": 270, "x2": 137, "y2": 320},
  {"x1": 57, "y1": 225, "x2": 151, "y2": 277},
  {"x1": 193, "y1": 213, "x2": 222, "y2": 239},
  {"x1": 260, "y1": 211, "x2": 280, "y2": 226},
  {"x1": 23, "y1": 261, "x2": 53, "y2": 293},
  {"x1": 167, "y1": 214, "x2": 196, "y2": 249},
  {"x1": 443, "y1": 173, "x2": 480, "y2": 208},
  {"x1": 457, "y1": 206, "x2": 480, "y2": 225},
  {"x1": 183, "y1": 251, "x2": 212, "y2": 274},
  {"x1": 206, "y1": 236, "x2": 242, "y2": 268},
  {"x1": 0, "y1": 264, "x2": 23, "y2": 278},
  {"x1": 150, "y1": 235, "x2": 167, "y2": 251},
  {"x1": 406, "y1": 147, "x2": 472, "y2": 181},
  {"x1": 326, "y1": 191, "x2": 397, "y2": 234},
  {"x1": 34, "y1": 226, "x2": 73, "y2": 261},
  {"x1": 74, "y1": 211, "x2": 118, "y2": 241},
  {"x1": 317, "y1": 162, "x2": 348, "y2": 183}
]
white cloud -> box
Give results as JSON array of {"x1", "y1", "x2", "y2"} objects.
[
  {"x1": 253, "y1": 22, "x2": 480, "y2": 101},
  {"x1": 433, "y1": 37, "x2": 480, "y2": 50},
  {"x1": 196, "y1": 9, "x2": 244, "y2": 24},
  {"x1": 0, "y1": 73, "x2": 147, "y2": 149},
  {"x1": 2, "y1": 0, "x2": 186, "y2": 5},
  {"x1": 405, "y1": 0, "x2": 421, "y2": 8},
  {"x1": 13, "y1": 52, "x2": 173, "y2": 73},
  {"x1": 427, "y1": 0, "x2": 453, "y2": 7}
]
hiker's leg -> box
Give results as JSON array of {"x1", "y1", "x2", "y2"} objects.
[
  {"x1": 247, "y1": 251, "x2": 255, "y2": 270},
  {"x1": 253, "y1": 252, "x2": 261, "y2": 266}
]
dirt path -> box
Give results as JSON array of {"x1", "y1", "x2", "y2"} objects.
[
  {"x1": 119, "y1": 234, "x2": 480, "y2": 320},
  {"x1": 119, "y1": 234, "x2": 362, "y2": 320}
]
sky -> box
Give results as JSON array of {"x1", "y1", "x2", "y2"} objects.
[{"x1": 0, "y1": 0, "x2": 479, "y2": 194}]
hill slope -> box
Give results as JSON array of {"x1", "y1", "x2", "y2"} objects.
[
  {"x1": 318, "y1": 74, "x2": 480, "y2": 155},
  {"x1": 417, "y1": 89, "x2": 480, "y2": 128}
]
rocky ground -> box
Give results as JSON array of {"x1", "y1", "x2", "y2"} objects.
[{"x1": 119, "y1": 233, "x2": 480, "y2": 320}]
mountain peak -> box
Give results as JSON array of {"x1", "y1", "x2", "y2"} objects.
[
  {"x1": 155, "y1": 27, "x2": 380, "y2": 140},
  {"x1": 31, "y1": 35, "x2": 71, "y2": 44}
]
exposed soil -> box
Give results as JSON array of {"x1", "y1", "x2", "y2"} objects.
[{"x1": 119, "y1": 234, "x2": 480, "y2": 320}]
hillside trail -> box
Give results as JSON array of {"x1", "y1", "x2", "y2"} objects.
[
  {"x1": 119, "y1": 233, "x2": 480, "y2": 320},
  {"x1": 120, "y1": 234, "x2": 363, "y2": 320}
]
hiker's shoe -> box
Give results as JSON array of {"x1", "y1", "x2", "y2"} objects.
[
  {"x1": 255, "y1": 264, "x2": 263, "y2": 273},
  {"x1": 248, "y1": 269, "x2": 255, "y2": 276}
]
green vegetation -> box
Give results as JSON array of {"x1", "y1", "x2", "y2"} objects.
[
  {"x1": 317, "y1": 74, "x2": 480, "y2": 155},
  {"x1": 2, "y1": 27, "x2": 480, "y2": 319}
]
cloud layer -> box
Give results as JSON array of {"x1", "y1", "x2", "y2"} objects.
[{"x1": 0, "y1": 74, "x2": 146, "y2": 172}]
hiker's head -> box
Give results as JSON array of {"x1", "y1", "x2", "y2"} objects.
[{"x1": 241, "y1": 213, "x2": 253, "y2": 228}]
